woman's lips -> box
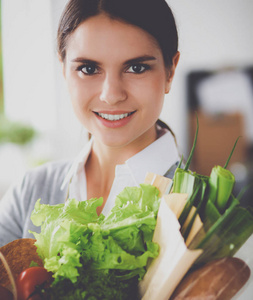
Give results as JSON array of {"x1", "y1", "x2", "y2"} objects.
[{"x1": 93, "y1": 111, "x2": 136, "y2": 128}]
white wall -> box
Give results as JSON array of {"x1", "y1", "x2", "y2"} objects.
[
  {"x1": 162, "y1": 0, "x2": 253, "y2": 156},
  {"x1": 2, "y1": 0, "x2": 56, "y2": 130},
  {"x1": 2, "y1": 0, "x2": 85, "y2": 164}
]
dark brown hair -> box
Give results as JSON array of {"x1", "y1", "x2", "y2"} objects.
[{"x1": 57, "y1": 0, "x2": 178, "y2": 67}]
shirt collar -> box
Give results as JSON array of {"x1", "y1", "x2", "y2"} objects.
[
  {"x1": 125, "y1": 131, "x2": 180, "y2": 184},
  {"x1": 61, "y1": 131, "x2": 180, "y2": 190},
  {"x1": 61, "y1": 138, "x2": 93, "y2": 190}
]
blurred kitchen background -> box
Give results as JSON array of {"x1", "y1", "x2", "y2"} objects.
[{"x1": 0, "y1": 0, "x2": 253, "y2": 208}]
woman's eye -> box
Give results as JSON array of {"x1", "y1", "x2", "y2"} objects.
[
  {"x1": 79, "y1": 65, "x2": 99, "y2": 75},
  {"x1": 127, "y1": 64, "x2": 149, "y2": 74}
]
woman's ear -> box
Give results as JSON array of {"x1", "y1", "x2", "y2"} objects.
[{"x1": 165, "y1": 51, "x2": 180, "y2": 94}]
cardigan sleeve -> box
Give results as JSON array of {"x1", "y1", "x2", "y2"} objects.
[{"x1": 0, "y1": 160, "x2": 71, "y2": 247}]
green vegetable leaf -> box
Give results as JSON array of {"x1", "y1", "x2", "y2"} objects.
[
  {"x1": 208, "y1": 165, "x2": 235, "y2": 213},
  {"x1": 195, "y1": 205, "x2": 253, "y2": 265},
  {"x1": 224, "y1": 136, "x2": 241, "y2": 169},
  {"x1": 184, "y1": 112, "x2": 199, "y2": 171},
  {"x1": 30, "y1": 184, "x2": 160, "y2": 288}
]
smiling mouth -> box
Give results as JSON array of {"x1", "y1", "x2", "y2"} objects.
[{"x1": 94, "y1": 111, "x2": 135, "y2": 121}]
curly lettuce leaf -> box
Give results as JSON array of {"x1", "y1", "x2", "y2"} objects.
[
  {"x1": 30, "y1": 197, "x2": 103, "y2": 259},
  {"x1": 30, "y1": 184, "x2": 160, "y2": 285},
  {"x1": 102, "y1": 184, "x2": 160, "y2": 253}
]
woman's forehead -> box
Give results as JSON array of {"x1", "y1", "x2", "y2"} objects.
[{"x1": 65, "y1": 14, "x2": 163, "y2": 63}]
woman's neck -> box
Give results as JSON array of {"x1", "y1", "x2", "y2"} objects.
[
  {"x1": 85, "y1": 125, "x2": 158, "y2": 213},
  {"x1": 85, "y1": 145, "x2": 125, "y2": 215}
]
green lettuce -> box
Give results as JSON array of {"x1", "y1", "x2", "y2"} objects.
[{"x1": 30, "y1": 183, "x2": 160, "y2": 291}]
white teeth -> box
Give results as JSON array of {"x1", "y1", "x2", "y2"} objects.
[{"x1": 98, "y1": 112, "x2": 130, "y2": 121}]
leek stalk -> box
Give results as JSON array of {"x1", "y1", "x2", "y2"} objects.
[
  {"x1": 208, "y1": 165, "x2": 235, "y2": 213},
  {"x1": 203, "y1": 200, "x2": 221, "y2": 231},
  {"x1": 195, "y1": 205, "x2": 253, "y2": 265},
  {"x1": 182, "y1": 181, "x2": 207, "y2": 241}
]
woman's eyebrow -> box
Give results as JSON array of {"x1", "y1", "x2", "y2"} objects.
[
  {"x1": 124, "y1": 55, "x2": 157, "y2": 65},
  {"x1": 70, "y1": 57, "x2": 100, "y2": 65}
]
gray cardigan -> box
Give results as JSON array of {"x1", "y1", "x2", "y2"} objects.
[{"x1": 0, "y1": 160, "x2": 72, "y2": 247}]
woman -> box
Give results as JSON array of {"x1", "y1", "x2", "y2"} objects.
[{"x1": 0, "y1": 0, "x2": 180, "y2": 246}]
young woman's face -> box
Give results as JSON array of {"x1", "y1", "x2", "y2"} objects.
[{"x1": 62, "y1": 14, "x2": 178, "y2": 150}]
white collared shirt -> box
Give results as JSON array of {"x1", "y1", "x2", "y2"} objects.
[{"x1": 61, "y1": 131, "x2": 180, "y2": 216}]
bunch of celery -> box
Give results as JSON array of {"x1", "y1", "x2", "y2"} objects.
[{"x1": 172, "y1": 117, "x2": 253, "y2": 265}]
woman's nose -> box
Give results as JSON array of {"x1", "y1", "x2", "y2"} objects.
[{"x1": 99, "y1": 73, "x2": 127, "y2": 104}]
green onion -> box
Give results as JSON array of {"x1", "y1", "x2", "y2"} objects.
[
  {"x1": 224, "y1": 136, "x2": 241, "y2": 169},
  {"x1": 184, "y1": 113, "x2": 199, "y2": 171},
  {"x1": 178, "y1": 154, "x2": 184, "y2": 169}
]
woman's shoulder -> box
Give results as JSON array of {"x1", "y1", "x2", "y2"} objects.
[
  {"x1": 23, "y1": 159, "x2": 73, "y2": 187},
  {"x1": 13, "y1": 159, "x2": 72, "y2": 200}
]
